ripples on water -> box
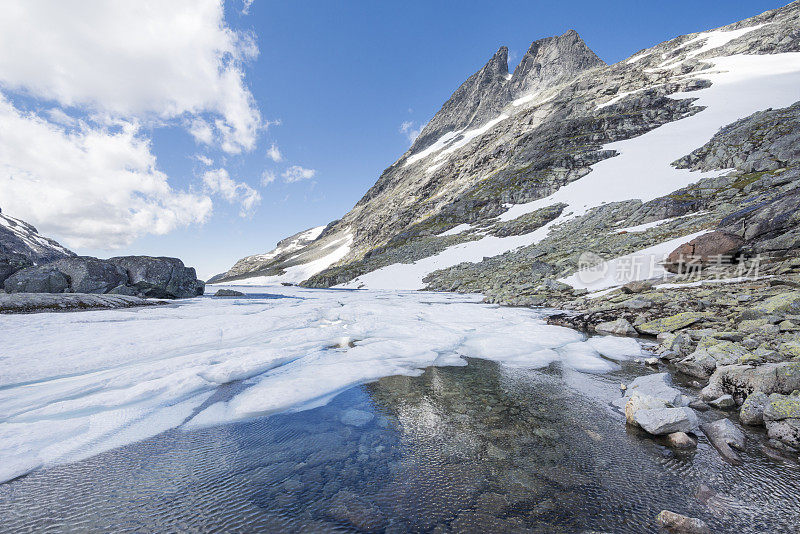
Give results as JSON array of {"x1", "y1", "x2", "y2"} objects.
[{"x1": 1, "y1": 359, "x2": 799, "y2": 533}]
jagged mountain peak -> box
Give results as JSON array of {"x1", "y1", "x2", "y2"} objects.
[
  {"x1": 409, "y1": 30, "x2": 603, "y2": 156},
  {"x1": 410, "y1": 46, "x2": 511, "y2": 152},
  {"x1": 508, "y1": 29, "x2": 605, "y2": 98}
]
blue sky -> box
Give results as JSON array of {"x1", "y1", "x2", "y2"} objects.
[{"x1": 0, "y1": 0, "x2": 787, "y2": 278}]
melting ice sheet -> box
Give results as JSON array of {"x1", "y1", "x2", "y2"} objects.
[{"x1": 0, "y1": 286, "x2": 642, "y2": 483}]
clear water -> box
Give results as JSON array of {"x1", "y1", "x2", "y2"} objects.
[{"x1": 1, "y1": 358, "x2": 799, "y2": 533}]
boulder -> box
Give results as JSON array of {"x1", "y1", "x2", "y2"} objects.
[
  {"x1": 613, "y1": 372, "x2": 685, "y2": 410},
  {"x1": 708, "y1": 394, "x2": 736, "y2": 409},
  {"x1": 739, "y1": 391, "x2": 769, "y2": 425},
  {"x1": 635, "y1": 312, "x2": 708, "y2": 335},
  {"x1": 621, "y1": 280, "x2": 653, "y2": 294},
  {"x1": 624, "y1": 393, "x2": 668, "y2": 426},
  {"x1": 700, "y1": 362, "x2": 800, "y2": 403},
  {"x1": 4, "y1": 267, "x2": 69, "y2": 294},
  {"x1": 663, "y1": 231, "x2": 743, "y2": 274},
  {"x1": 634, "y1": 407, "x2": 698, "y2": 435},
  {"x1": 655, "y1": 510, "x2": 709, "y2": 534},
  {"x1": 701, "y1": 419, "x2": 745, "y2": 464},
  {"x1": 595, "y1": 317, "x2": 637, "y2": 336},
  {"x1": 763, "y1": 391, "x2": 800, "y2": 449},
  {"x1": 108, "y1": 256, "x2": 204, "y2": 299},
  {"x1": 48, "y1": 256, "x2": 128, "y2": 294}
]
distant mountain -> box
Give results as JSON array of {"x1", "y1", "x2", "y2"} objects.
[
  {"x1": 0, "y1": 208, "x2": 74, "y2": 264},
  {"x1": 215, "y1": 1, "x2": 800, "y2": 296}
]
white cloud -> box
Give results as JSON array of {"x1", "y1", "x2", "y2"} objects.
[
  {"x1": 242, "y1": 0, "x2": 255, "y2": 15},
  {"x1": 0, "y1": 0, "x2": 261, "y2": 153},
  {"x1": 282, "y1": 165, "x2": 316, "y2": 183},
  {"x1": 261, "y1": 170, "x2": 276, "y2": 186},
  {"x1": 202, "y1": 168, "x2": 261, "y2": 217},
  {"x1": 188, "y1": 119, "x2": 214, "y2": 146},
  {"x1": 45, "y1": 108, "x2": 77, "y2": 127},
  {"x1": 0, "y1": 96, "x2": 212, "y2": 249},
  {"x1": 195, "y1": 154, "x2": 214, "y2": 166},
  {"x1": 266, "y1": 143, "x2": 283, "y2": 162},
  {"x1": 400, "y1": 120, "x2": 421, "y2": 143}
]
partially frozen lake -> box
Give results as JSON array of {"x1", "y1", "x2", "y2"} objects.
[{"x1": 0, "y1": 286, "x2": 644, "y2": 484}]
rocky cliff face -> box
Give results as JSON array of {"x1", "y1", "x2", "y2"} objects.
[{"x1": 217, "y1": 1, "x2": 800, "y2": 291}]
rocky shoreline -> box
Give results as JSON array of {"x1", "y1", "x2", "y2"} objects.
[{"x1": 534, "y1": 257, "x2": 800, "y2": 460}]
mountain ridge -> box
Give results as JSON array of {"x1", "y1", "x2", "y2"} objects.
[{"x1": 213, "y1": 1, "x2": 800, "y2": 290}]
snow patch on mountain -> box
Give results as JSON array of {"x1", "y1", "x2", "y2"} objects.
[{"x1": 232, "y1": 232, "x2": 353, "y2": 286}]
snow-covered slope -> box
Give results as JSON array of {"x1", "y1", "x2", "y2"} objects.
[{"x1": 0, "y1": 208, "x2": 73, "y2": 264}]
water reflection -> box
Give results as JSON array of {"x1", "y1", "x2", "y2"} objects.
[{"x1": 1, "y1": 359, "x2": 799, "y2": 532}]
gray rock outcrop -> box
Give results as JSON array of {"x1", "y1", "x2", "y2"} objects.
[{"x1": 108, "y1": 256, "x2": 205, "y2": 299}]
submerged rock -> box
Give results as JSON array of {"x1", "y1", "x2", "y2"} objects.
[
  {"x1": 666, "y1": 432, "x2": 697, "y2": 449},
  {"x1": 701, "y1": 419, "x2": 745, "y2": 464},
  {"x1": 655, "y1": 510, "x2": 709, "y2": 534},
  {"x1": 327, "y1": 490, "x2": 386, "y2": 533},
  {"x1": 340, "y1": 409, "x2": 374, "y2": 427}
]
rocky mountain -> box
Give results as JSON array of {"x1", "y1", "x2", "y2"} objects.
[
  {"x1": 0, "y1": 208, "x2": 74, "y2": 264},
  {"x1": 0, "y1": 207, "x2": 75, "y2": 287},
  {"x1": 215, "y1": 1, "x2": 800, "y2": 294}
]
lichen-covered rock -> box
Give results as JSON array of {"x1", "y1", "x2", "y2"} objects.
[
  {"x1": 214, "y1": 289, "x2": 245, "y2": 297},
  {"x1": 635, "y1": 312, "x2": 709, "y2": 335},
  {"x1": 739, "y1": 391, "x2": 769, "y2": 425},
  {"x1": 757, "y1": 291, "x2": 800, "y2": 315},
  {"x1": 0, "y1": 252, "x2": 32, "y2": 287},
  {"x1": 701, "y1": 362, "x2": 800, "y2": 403},
  {"x1": 0, "y1": 293, "x2": 162, "y2": 313},
  {"x1": 763, "y1": 391, "x2": 800, "y2": 448},
  {"x1": 708, "y1": 394, "x2": 736, "y2": 409}
]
